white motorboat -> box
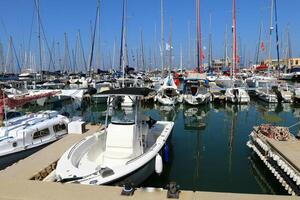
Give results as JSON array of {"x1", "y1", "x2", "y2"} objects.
[
  {"x1": 245, "y1": 75, "x2": 276, "y2": 88},
  {"x1": 255, "y1": 81, "x2": 278, "y2": 103},
  {"x1": 293, "y1": 86, "x2": 300, "y2": 103},
  {"x1": 279, "y1": 73, "x2": 294, "y2": 81},
  {"x1": 278, "y1": 82, "x2": 293, "y2": 103},
  {"x1": 0, "y1": 111, "x2": 70, "y2": 159},
  {"x1": 215, "y1": 75, "x2": 233, "y2": 88},
  {"x1": 56, "y1": 87, "x2": 174, "y2": 186},
  {"x1": 225, "y1": 87, "x2": 250, "y2": 103},
  {"x1": 183, "y1": 79, "x2": 210, "y2": 105},
  {"x1": 155, "y1": 75, "x2": 180, "y2": 106}
]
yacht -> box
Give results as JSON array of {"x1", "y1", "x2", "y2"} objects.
[
  {"x1": 215, "y1": 75, "x2": 233, "y2": 88},
  {"x1": 255, "y1": 80, "x2": 278, "y2": 103},
  {"x1": 56, "y1": 88, "x2": 174, "y2": 186},
  {"x1": 183, "y1": 79, "x2": 210, "y2": 105},
  {"x1": 0, "y1": 111, "x2": 70, "y2": 167}
]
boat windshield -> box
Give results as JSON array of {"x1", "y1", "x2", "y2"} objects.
[{"x1": 111, "y1": 108, "x2": 135, "y2": 125}]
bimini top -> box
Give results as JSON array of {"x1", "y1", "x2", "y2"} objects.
[{"x1": 99, "y1": 87, "x2": 155, "y2": 97}]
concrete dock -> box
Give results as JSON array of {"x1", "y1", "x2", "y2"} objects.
[
  {"x1": 0, "y1": 123, "x2": 297, "y2": 200},
  {"x1": 248, "y1": 127, "x2": 300, "y2": 196}
]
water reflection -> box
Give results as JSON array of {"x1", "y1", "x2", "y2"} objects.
[
  {"x1": 13, "y1": 99, "x2": 300, "y2": 195},
  {"x1": 249, "y1": 154, "x2": 286, "y2": 195},
  {"x1": 183, "y1": 107, "x2": 207, "y2": 130}
]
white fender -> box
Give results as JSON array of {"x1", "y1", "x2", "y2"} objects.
[{"x1": 155, "y1": 154, "x2": 163, "y2": 175}]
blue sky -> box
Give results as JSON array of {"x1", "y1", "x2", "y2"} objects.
[{"x1": 0, "y1": 0, "x2": 300, "y2": 69}]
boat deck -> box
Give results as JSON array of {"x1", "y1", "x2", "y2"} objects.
[{"x1": 266, "y1": 138, "x2": 300, "y2": 172}]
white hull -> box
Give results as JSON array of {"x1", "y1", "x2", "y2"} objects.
[
  {"x1": 225, "y1": 88, "x2": 250, "y2": 104},
  {"x1": 0, "y1": 111, "x2": 70, "y2": 157},
  {"x1": 280, "y1": 73, "x2": 294, "y2": 80},
  {"x1": 183, "y1": 94, "x2": 210, "y2": 105},
  {"x1": 56, "y1": 121, "x2": 173, "y2": 185},
  {"x1": 155, "y1": 95, "x2": 178, "y2": 105},
  {"x1": 256, "y1": 90, "x2": 278, "y2": 103}
]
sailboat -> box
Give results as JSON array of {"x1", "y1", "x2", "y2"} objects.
[
  {"x1": 224, "y1": 0, "x2": 250, "y2": 104},
  {"x1": 206, "y1": 13, "x2": 217, "y2": 82},
  {"x1": 155, "y1": 11, "x2": 181, "y2": 106},
  {"x1": 56, "y1": 87, "x2": 174, "y2": 186},
  {"x1": 184, "y1": 0, "x2": 211, "y2": 105},
  {"x1": 155, "y1": 74, "x2": 180, "y2": 105}
]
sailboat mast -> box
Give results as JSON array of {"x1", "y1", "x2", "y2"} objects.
[
  {"x1": 180, "y1": 44, "x2": 183, "y2": 72},
  {"x1": 140, "y1": 29, "x2": 145, "y2": 71},
  {"x1": 35, "y1": 0, "x2": 42, "y2": 77},
  {"x1": 97, "y1": 0, "x2": 101, "y2": 70},
  {"x1": 169, "y1": 17, "x2": 172, "y2": 74},
  {"x1": 120, "y1": 0, "x2": 128, "y2": 87},
  {"x1": 232, "y1": 0, "x2": 237, "y2": 79},
  {"x1": 88, "y1": 1, "x2": 100, "y2": 77},
  {"x1": 274, "y1": 0, "x2": 280, "y2": 75},
  {"x1": 255, "y1": 22, "x2": 263, "y2": 65},
  {"x1": 268, "y1": 0, "x2": 274, "y2": 74},
  {"x1": 188, "y1": 20, "x2": 192, "y2": 69},
  {"x1": 112, "y1": 37, "x2": 116, "y2": 70},
  {"x1": 160, "y1": 0, "x2": 165, "y2": 74},
  {"x1": 224, "y1": 24, "x2": 228, "y2": 68},
  {"x1": 196, "y1": 0, "x2": 203, "y2": 73},
  {"x1": 208, "y1": 13, "x2": 212, "y2": 71}
]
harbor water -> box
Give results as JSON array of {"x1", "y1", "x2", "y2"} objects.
[{"x1": 14, "y1": 98, "x2": 300, "y2": 195}]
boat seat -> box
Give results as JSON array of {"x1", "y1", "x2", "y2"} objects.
[{"x1": 103, "y1": 124, "x2": 135, "y2": 160}]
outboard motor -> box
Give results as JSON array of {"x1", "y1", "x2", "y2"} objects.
[
  {"x1": 272, "y1": 86, "x2": 283, "y2": 103},
  {"x1": 85, "y1": 87, "x2": 97, "y2": 95},
  {"x1": 233, "y1": 89, "x2": 239, "y2": 103}
]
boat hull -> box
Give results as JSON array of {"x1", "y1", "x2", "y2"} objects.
[
  {"x1": 106, "y1": 156, "x2": 156, "y2": 187},
  {"x1": 0, "y1": 142, "x2": 52, "y2": 170}
]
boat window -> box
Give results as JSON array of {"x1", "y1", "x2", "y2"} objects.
[
  {"x1": 33, "y1": 128, "x2": 50, "y2": 139},
  {"x1": 111, "y1": 108, "x2": 135, "y2": 125},
  {"x1": 53, "y1": 124, "x2": 66, "y2": 132}
]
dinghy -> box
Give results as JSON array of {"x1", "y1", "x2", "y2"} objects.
[{"x1": 56, "y1": 87, "x2": 174, "y2": 186}]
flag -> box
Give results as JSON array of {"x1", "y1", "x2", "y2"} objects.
[
  {"x1": 261, "y1": 41, "x2": 265, "y2": 51},
  {"x1": 165, "y1": 43, "x2": 173, "y2": 51}
]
